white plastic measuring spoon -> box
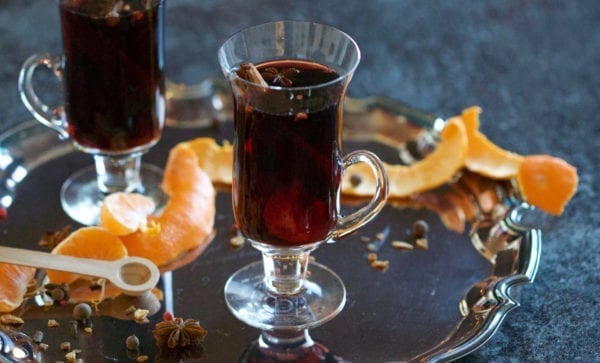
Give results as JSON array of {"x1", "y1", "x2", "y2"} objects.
[{"x1": 0, "y1": 246, "x2": 160, "y2": 296}]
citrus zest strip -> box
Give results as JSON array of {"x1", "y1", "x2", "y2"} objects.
[
  {"x1": 461, "y1": 106, "x2": 524, "y2": 179},
  {"x1": 341, "y1": 116, "x2": 468, "y2": 198}
]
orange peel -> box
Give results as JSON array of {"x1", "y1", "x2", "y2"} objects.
[
  {"x1": 120, "y1": 142, "x2": 216, "y2": 268},
  {"x1": 460, "y1": 106, "x2": 578, "y2": 215},
  {"x1": 178, "y1": 119, "x2": 468, "y2": 200},
  {"x1": 461, "y1": 106, "x2": 524, "y2": 179},
  {"x1": 342, "y1": 116, "x2": 468, "y2": 198},
  {"x1": 182, "y1": 137, "x2": 233, "y2": 185}
]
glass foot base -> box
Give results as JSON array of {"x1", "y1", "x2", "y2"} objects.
[
  {"x1": 240, "y1": 330, "x2": 346, "y2": 363},
  {"x1": 224, "y1": 261, "x2": 346, "y2": 331},
  {"x1": 60, "y1": 163, "x2": 166, "y2": 226}
]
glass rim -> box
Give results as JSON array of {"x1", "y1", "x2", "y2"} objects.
[{"x1": 218, "y1": 20, "x2": 361, "y2": 92}]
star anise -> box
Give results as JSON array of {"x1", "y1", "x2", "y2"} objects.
[
  {"x1": 260, "y1": 67, "x2": 300, "y2": 87},
  {"x1": 153, "y1": 317, "x2": 207, "y2": 349}
]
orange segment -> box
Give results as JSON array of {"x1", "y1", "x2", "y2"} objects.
[
  {"x1": 461, "y1": 106, "x2": 524, "y2": 179},
  {"x1": 517, "y1": 155, "x2": 578, "y2": 215},
  {"x1": 0, "y1": 263, "x2": 36, "y2": 312},
  {"x1": 47, "y1": 226, "x2": 128, "y2": 285},
  {"x1": 342, "y1": 116, "x2": 468, "y2": 198},
  {"x1": 100, "y1": 192, "x2": 156, "y2": 236},
  {"x1": 121, "y1": 143, "x2": 216, "y2": 268}
]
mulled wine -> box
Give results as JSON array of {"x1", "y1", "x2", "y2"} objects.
[
  {"x1": 59, "y1": 0, "x2": 165, "y2": 152},
  {"x1": 233, "y1": 60, "x2": 342, "y2": 246}
]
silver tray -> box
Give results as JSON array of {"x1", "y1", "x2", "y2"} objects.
[{"x1": 0, "y1": 80, "x2": 541, "y2": 362}]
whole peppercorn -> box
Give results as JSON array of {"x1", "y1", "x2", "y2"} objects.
[
  {"x1": 73, "y1": 303, "x2": 92, "y2": 321},
  {"x1": 50, "y1": 287, "x2": 65, "y2": 302},
  {"x1": 412, "y1": 220, "x2": 429, "y2": 238},
  {"x1": 126, "y1": 334, "x2": 140, "y2": 350}
]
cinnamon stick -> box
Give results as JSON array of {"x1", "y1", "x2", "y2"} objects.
[{"x1": 238, "y1": 62, "x2": 269, "y2": 87}]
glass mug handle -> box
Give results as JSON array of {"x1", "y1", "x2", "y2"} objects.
[
  {"x1": 334, "y1": 150, "x2": 389, "y2": 239},
  {"x1": 18, "y1": 53, "x2": 69, "y2": 139}
]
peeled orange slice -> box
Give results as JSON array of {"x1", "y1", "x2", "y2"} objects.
[
  {"x1": 517, "y1": 155, "x2": 578, "y2": 215},
  {"x1": 342, "y1": 116, "x2": 468, "y2": 198},
  {"x1": 121, "y1": 143, "x2": 216, "y2": 268},
  {"x1": 461, "y1": 106, "x2": 524, "y2": 179},
  {"x1": 0, "y1": 263, "x2": 36, "y2": 312},
  {"x1": 100, "y1": 192, "x2": 156, "y2": 236},
  {"x1": 47, "y1": 226, "x2": 128, "y2": 285}
]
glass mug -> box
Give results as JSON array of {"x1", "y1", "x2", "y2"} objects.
[
  {"x1": 18, "y1": 0, "x2": 166, "y2": 225},
  {"x1": 219, "y1": 21, "x2": 389, "y2": 330}
]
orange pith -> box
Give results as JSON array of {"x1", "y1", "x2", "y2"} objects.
[
  {"x1": 100, "y1": 192, "x2": 156, "y2": 236},
  {"x1": 517, "y1": 154, "x2": 578, "y2": 215},
  {"x1": 461, "y1": 106, "x2": 524, "y2": 179},
  {"x1": 120, "y1": 143, "x2": 216, "y2": 267},
  {"x1": 0, "y1": 263, "x2": 36, "y2": 312},
  {"x1": 46, "y1": 226, "x2": 128, "y2": 285}
]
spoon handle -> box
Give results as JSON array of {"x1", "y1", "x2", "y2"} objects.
[{"x1": 0, "y1": 245, "x2": 117, "y2": 281}]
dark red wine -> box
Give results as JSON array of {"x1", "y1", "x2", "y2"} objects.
[
  {"x1": 233, "y1": 60, "x2": 343, "y2": 246},
  {"x1": 59, "y1": 0, "x2": 165, "y2": 152}
]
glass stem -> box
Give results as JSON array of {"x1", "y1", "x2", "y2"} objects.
[
  {"x1": 260, "y1": 329, "x2": 313, "y2": 348},
  {"x1": 262, "y1": 250, "x2": 312, "y2": 295},
  {"x1": 94, "y1": 153, "x2": 143, "y2": 194}
]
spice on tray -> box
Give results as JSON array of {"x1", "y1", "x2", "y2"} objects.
[
  {"x1": 412, "y1": 220, "x2": 430, "y2": 250},
  {"x1": 73, "y1": 302, "x2": 92, "y2": 321},
  {"x1": 229, "y1": 235, "x2": 245, "y2": 249},
  {"x1": 126, "y1": 334, "x2": 140, "y2": 350},
  {"x1": 391, "y1": 240, "x2": 413, "y2": 251},
  {"x1": 39, "y1": 225, "x2": 73, "y2": 249},
  {"x1": 153, "y1": 315, "x2": 207, "y2": 349},
  {"x1": 370, "y1": 259, "x2": 390, "y2": 272},
  {"x1": 0, "y1": 313, "x2": 24, "y2": 328},
  {"x1": 133, "y1": 309, "x2": 150, "y2": 324},
  {"x1": 415, "y1": 238, "x2": 429, "y2": 250},
  {"x1": 412, "y1": 220, "x2": 429, "y2": 238},
  {"x1": 125, "y1": 305, "x2": 137, "y2": 316},
  {"x1": 45, "y1": 283, "x2": 70, "y2": 305},
  {"x1": 64, "y1": 349, "x2": 81, "y2": 363},
  {"x1": 60, "y1": 341, "x2": 71, "y2": 351},
  {"x1": 367, "y1": 253, "x2": 377, "y2": 263},
  {"x1": 32, "y1": 330, "x2": 44, "y2": 344}
]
